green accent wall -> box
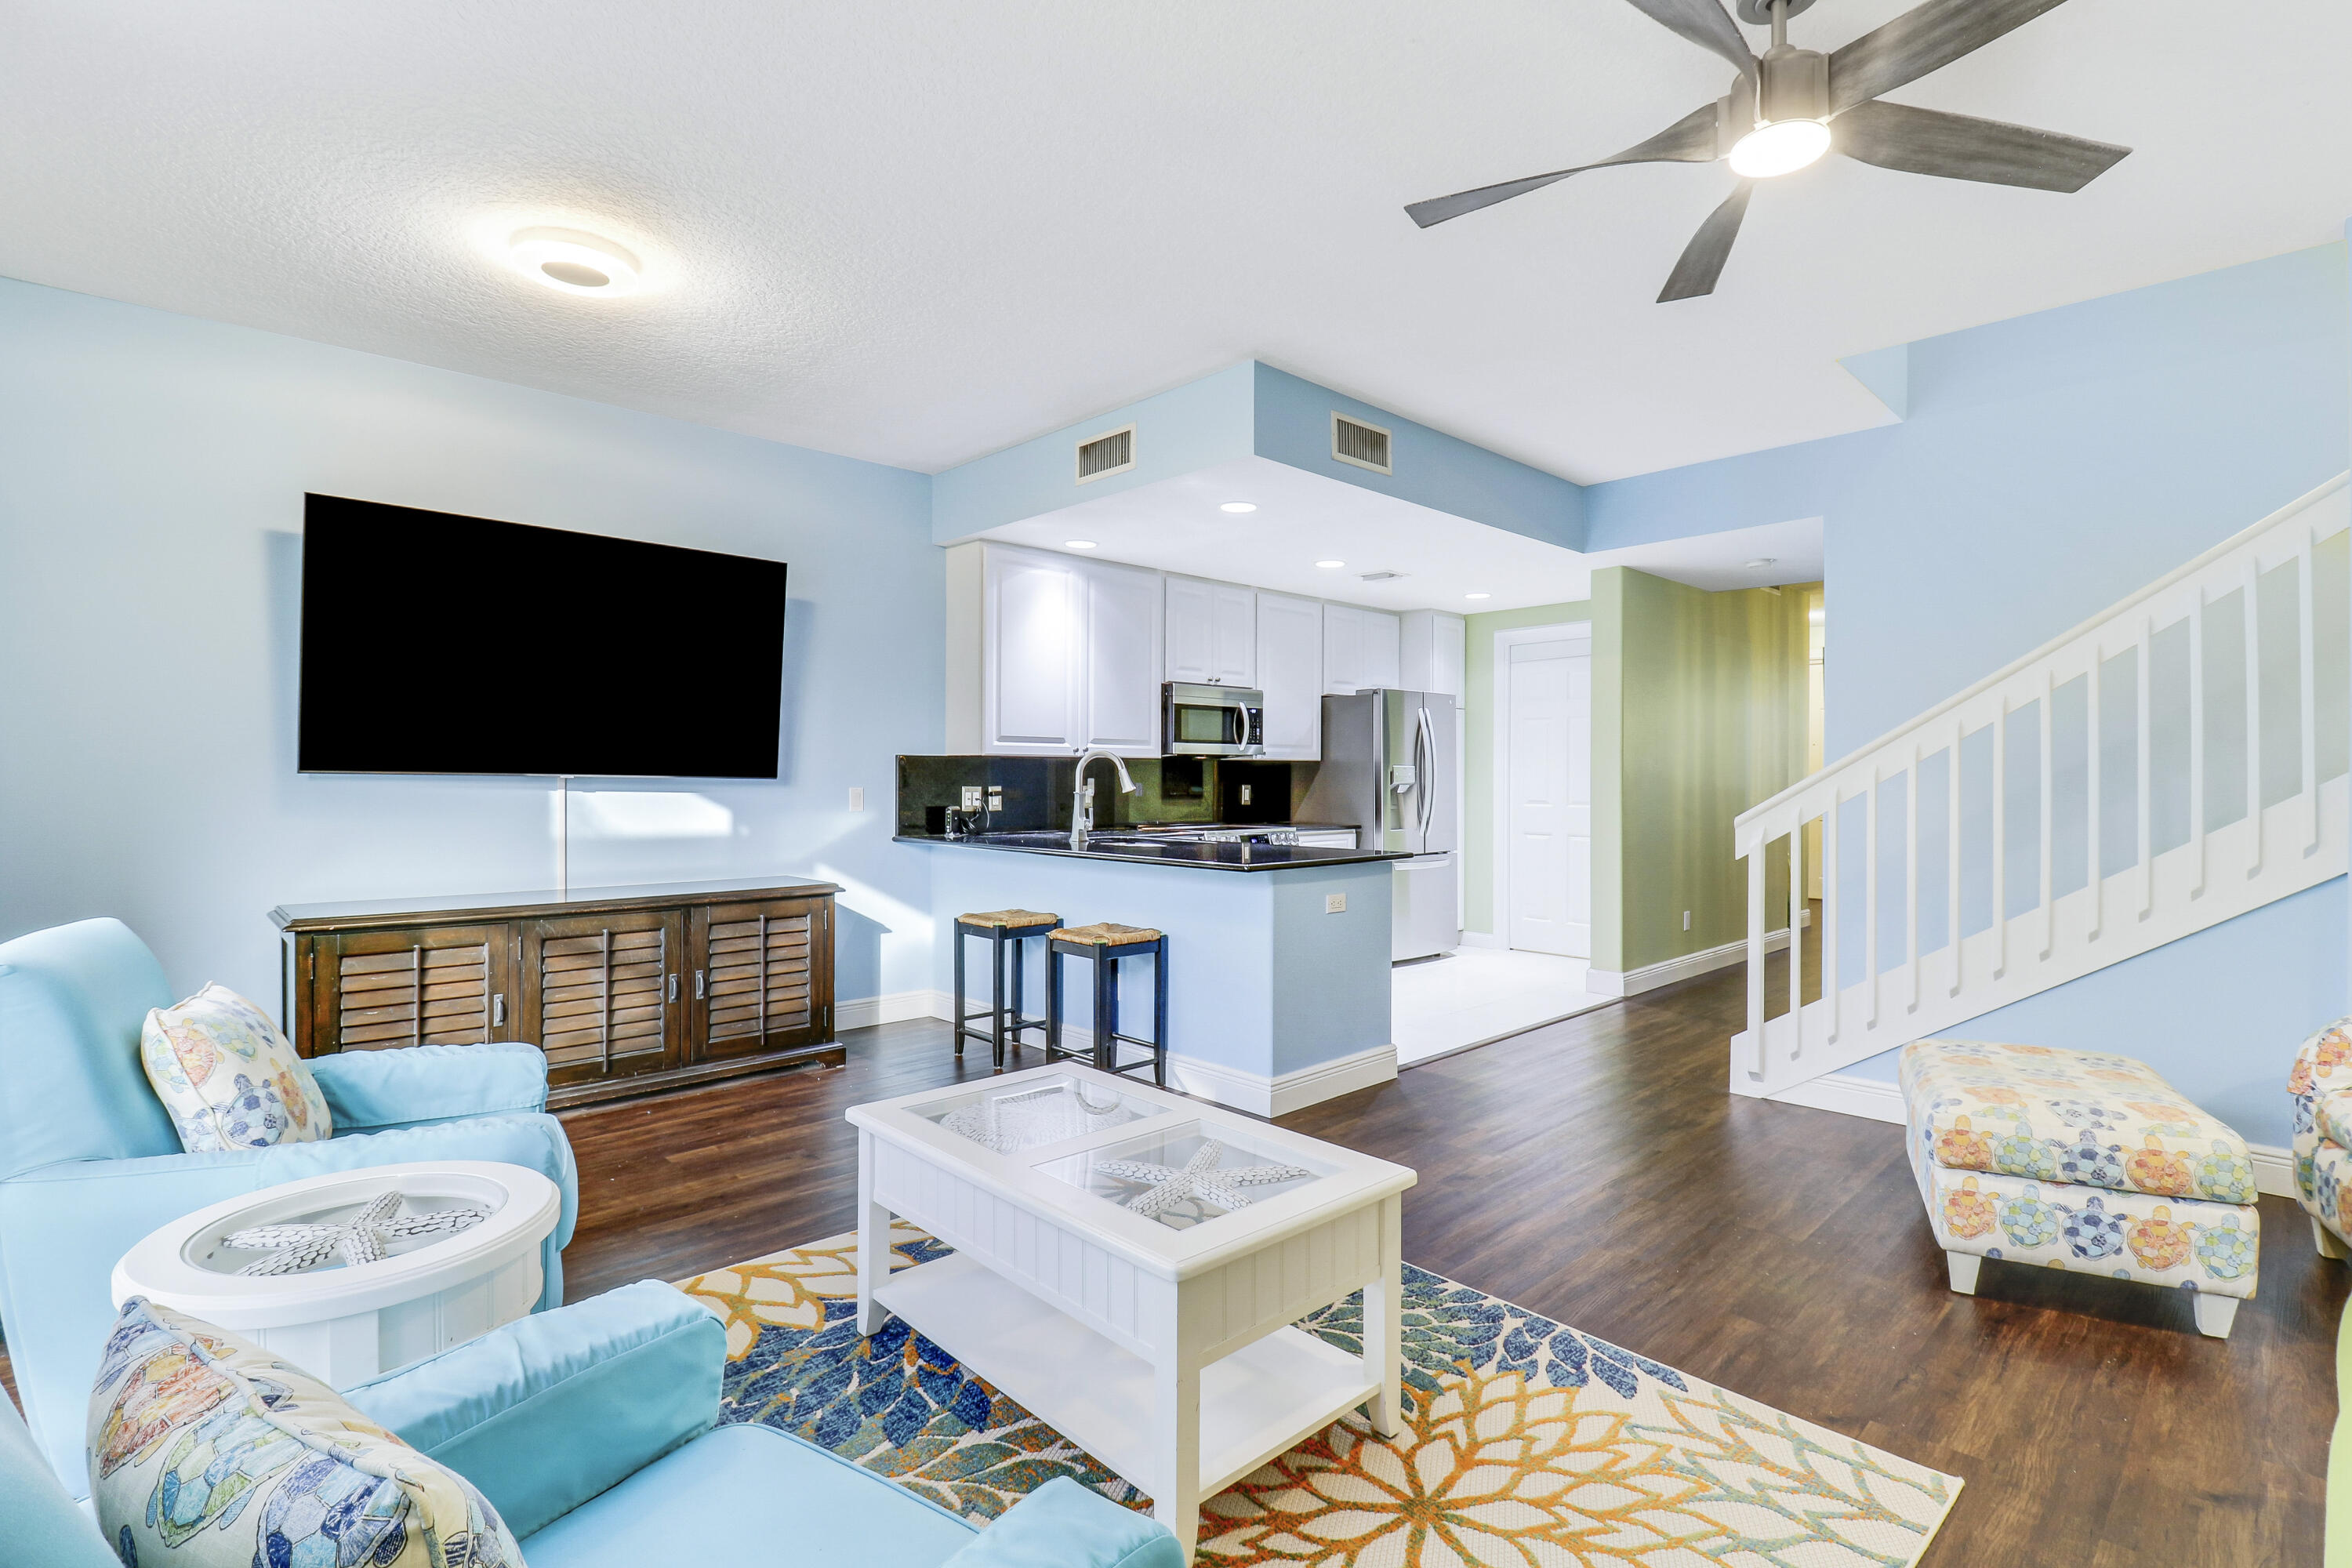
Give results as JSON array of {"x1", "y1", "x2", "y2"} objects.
[{"x1": 1462, "y1": 570, "x2": 1813, "y2": 978}]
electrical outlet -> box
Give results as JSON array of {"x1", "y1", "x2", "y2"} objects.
[
  {"x1": 986, "y1": 786, "x2": 1004, "y2": 811},
  {"x1": 960, "y1": 786, "x2": 983, "y2": 811},
  {"x1": 1682, "y1": 910, "x2": 1691, "y2": 931},
  {"x1": 1325, "y1": 893, "x2": 1347, "y2": 914},
  {"x1": 848, "y1": 786, "x2": 866, "y2": 811},
  {"x1": 1239, "y1": 783, "x2": 1253, "y2": 806}
]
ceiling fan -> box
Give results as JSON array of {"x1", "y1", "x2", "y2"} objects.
[{"x1": 1406, "y1": 0, "x2": 2130, "y2": 301}]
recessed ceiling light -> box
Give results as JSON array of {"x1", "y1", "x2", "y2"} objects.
[
  {"x1": 1220, "y1": 502, "x2": 1258, "y2": 514},
  {"x1": 1465, "y1": 592, "x2": 1491, "y2": 601},
  {"x1": 1065, "y1": 540, "x2": 1098, "y2": 550},
  {"x1": 1745, "y1": 557, "x2": 1777, "y2": 570},
  {"x1": 509, "y1": 228, "x2": 641, "y2": 296},
  {"x1": 1316, "y1": 560, "x2": 1345, "y2": 569}
]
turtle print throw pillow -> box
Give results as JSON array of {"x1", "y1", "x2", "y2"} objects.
[
  {"x1": 89, "y1": 1298, "x2": 519, "y2": 1568},
  {"x1": 140, "y1": 982, "x2": 332, "y2": 1152}
]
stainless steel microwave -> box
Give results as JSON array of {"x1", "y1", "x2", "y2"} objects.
[{"x1": 1163, "y1": 682, "x2": 1265, "y2": 756}]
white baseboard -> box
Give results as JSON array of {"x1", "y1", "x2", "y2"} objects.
[
  {"x1": 963, "y1": 1010, "x2": 1397, "y2": 1120},
  {"x1": 835, "y1": 989, "x2": 955, "y2": 1032},
  {"x1": 1766, "y1": 1071, "x2": 2301, "y2": 1202},
  {"x1": 1590, "y1": 927, "x2": 1794, "y2": 999},
  {"x1": 1456, "y1": 931, "x2": 1510, "y2": 951}
]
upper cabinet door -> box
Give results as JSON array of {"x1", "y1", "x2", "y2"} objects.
[
  {"x1": 1363, "y1": 607, "x2": 1403, "y2": 691},
  {"x1": 1080, "y1": 557, "x2": 1164, "y2": 755},
  {"x1": 1210, "y1": 583, "x2": 1258, "y2": 686},
  {"x1": 1165, "y1": 575, "x2": 1216, "y2": 684},
  {"x1": 1256, "y1": 591, "x2": 1323, "y2": 760},
  {"x1": 1323, "y1": 603, "x2": 1366, "y2": 695},
  {"x1": 983, "y1": 545, "x2": 1082, "y2": 753}
]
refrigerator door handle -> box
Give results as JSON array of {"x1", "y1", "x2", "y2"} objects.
[{"x1": 1414, "y1": 706, "x2": 1436, "y2": 844}]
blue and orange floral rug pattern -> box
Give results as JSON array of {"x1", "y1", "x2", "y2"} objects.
[{"x1": 679, "y1": 1224, "x2": 1960, "y2": 1566}]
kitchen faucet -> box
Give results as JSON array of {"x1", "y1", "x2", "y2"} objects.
[{"x1": 1069, "y1": 750, "x2": 1138, "y2": 850}]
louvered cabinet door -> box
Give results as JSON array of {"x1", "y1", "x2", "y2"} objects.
[
  {"x1": 519, "y1": 911, "x2": 686, "y2": 1088},
  {"x1": 688, "y1": 895, "x2": 833, "y2": 1061},
  {"x1": 296, "y1": 924, "x2": 515, "y2": 1056}
]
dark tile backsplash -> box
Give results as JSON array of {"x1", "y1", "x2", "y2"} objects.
[{"x1": 897, "y1": 756, "x2": 1321, "y2": 833}]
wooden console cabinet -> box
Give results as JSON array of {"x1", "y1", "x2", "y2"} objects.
[{"x1": 271, "y1": 877, "x2": 843, "y2": 1109}]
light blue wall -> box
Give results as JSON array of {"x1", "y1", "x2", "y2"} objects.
[
  {"x1": 930, "y1": 363, "x2": 1257, "y2": 543},
  {"x1": 1587, "y1": 242, "x2": 2352, "y2": 1140},
  {"x1": 1250, "y1": 364, "x2": 1586, "y2": 550},
  {"x1": 0, "y1": 277, "x2": 944, "y2": 1016},
  {"x1": 931, "y1": 361, "x2": 1588, "y2": 550}
]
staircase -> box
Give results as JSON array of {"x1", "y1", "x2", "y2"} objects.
[{"x1": 1732, "y1": 474, "x2": 2350, "y2": 1098}]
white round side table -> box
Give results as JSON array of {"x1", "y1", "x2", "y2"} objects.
[{"x1": 111, "y1": 1160, "x2": 561, "y2": 1389}]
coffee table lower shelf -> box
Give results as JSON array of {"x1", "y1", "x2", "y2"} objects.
[{"x1": 873, "y1": 1250, "x2": 1377, "y2": 1501}]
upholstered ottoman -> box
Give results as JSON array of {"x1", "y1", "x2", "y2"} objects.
[
  {"x1": 2289, "y1": 1015, "x2": 2352, "y2": 1260},
  {"x1": 1900, "y1": 1040, "x2": 2260, "y2": 1338}
]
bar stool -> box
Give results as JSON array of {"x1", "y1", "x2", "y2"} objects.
[
  {"x1": 1044, "y1": 924, "x2": 1168, "y2": 1087},
  {"x1": 952, "y1": 909, "x2": 1061, "y2": 1069}
]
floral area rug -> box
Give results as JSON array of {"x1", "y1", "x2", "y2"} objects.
[{"x1": 678, "y1": 1224, "x2": 1961, "y2": 1566}]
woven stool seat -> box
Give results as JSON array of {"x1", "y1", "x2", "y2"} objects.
[
  {"x1": 958, "y1": 908, "x2": 1059, "y2": 929},
  {"x1": 1050, "y1": 922, "x2": 1163, "y2": 946}
]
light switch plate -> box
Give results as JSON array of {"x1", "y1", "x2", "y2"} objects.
[
  {"x1": 960, "y1": 786, "x2": 984, "y2": 811},
  {"x1": 1325, "y1": 893, "x2": 1347, "y2": 913},
  {"x1": 1240, "y1": 784, "x2": 1254, "y2": 806},
  {"x1": 849, "y1": 787, "x2": 866, "y2": 811},
  {"x1": 987, "y1": 787, "x2": 1004, "y2": 811}
]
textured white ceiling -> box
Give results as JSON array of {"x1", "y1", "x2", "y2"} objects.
[
  {"x1": 980, "y1": 457, "x2": 1824, "y2": 612},
  {"x1": 3, "y1": 1, "x2": 2345, "y2": 482}
]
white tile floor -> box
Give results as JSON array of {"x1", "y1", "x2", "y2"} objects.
[{"x1": 1391, "y1": 947, "x2": 1617, "y2": 1068}]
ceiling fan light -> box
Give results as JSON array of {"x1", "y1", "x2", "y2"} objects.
[{"x1": 1728, "y1": 118, "x2": 1830, "y2": 179}]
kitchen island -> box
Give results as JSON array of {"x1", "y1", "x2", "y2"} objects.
[{"x1": 902, "y1": 830, "x2": 1404, "y2": 1115}]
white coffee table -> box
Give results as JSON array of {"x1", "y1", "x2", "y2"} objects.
[
  {"x1": 848, "y1": 1065, "x2": 1415, "y2": 1559},
  {"x1": 112, "y1": 1160, "x2": 561, "y2": 1388}
]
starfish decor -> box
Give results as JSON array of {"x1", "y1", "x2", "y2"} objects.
[
  {"x1": 225, "y1": 1190, "x2": 490, "y2": 1276},
  {"x1": 1094, "y1": 1139, "x2": 1314, "y2": 1221}
]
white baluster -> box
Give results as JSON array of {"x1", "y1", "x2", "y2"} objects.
[
  {"x1": 1866, "y1": 764, "x2": 1880, "y2": 1029},
  {"x1": 2300, "y1": 527, "x2": 2318, "y2": 856},
  {"x1": 2136, "y1": 614, "x2": 2152, "y2": 920},
  {"x1": 1906, "y1": 743, "x2": 1921, "y2": 1012},
  {"x1": 1824, "y1": 785, "x2": 1841, "y2": 1047},
  {"x1": 2088, "y1": 644, "x2": 2103, "y2": 942},
  {"x1": 1992, "y1": 699, "x2": 2008, "y2": 979},
  {"x1": 1746, "y1": 840, "x2": 1766, "y2": 1079},
  {"x1": 1947, "y1": 723, "x2": 1963, "y2": 999},
  {"x1": 1788, "y1": 812, "x2": 1804, "y2": 1044},
  {"x1": 2038, "y1": 670, "x2": 2055, "y2": 962},
  {"x1": 2190, "y1": 594, "x2": 2207, "y2": 897},
  {"x1": 2246, "y1": 555, "x2": 2263, "y2": 877}
]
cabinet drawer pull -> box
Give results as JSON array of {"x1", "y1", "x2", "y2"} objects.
[
  {"x1": 667, "y1": 973, "x2": 679, "y2": 1003},
  {"x1": 695, "y1": 969, "x2": 706, "y2": 1000},
  {"x1": 492, "y1": 993, "x2": 506, "y2": 1027}
]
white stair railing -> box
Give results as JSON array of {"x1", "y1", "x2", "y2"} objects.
[{"x1": 1733, "y1": 474, "x2": 2350, "y2": 1097}]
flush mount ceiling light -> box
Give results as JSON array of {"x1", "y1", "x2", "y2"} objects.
[
  {"x1": 1729, "y1": 115, "x2": 1831, "y2": 178},
  {"x1": 1065, "y1": 540, "x2": 1098, "y2": 550},
  {"x1": 1316, "y1": 560, "x2": 1345, "y2": 569},
  {"x1": 1465, "y1": 592, "x2": 1491, "y2": 601},
  {"x1": 1220, "y1": 502, "x2": 1258, "y2": 514},
  {"x1": 508, "y1": 228, "x2": 641, "y2": 296},
  {"x1": 1745, "y1": 557, "x2": 1777, "y2": 570}
]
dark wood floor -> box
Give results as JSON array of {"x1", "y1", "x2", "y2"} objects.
[{"x1": 561, "y1": 960, "x2": 2341, "y2": 1565}]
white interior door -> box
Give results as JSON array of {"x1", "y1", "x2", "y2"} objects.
[{"x1": 1504, "y1": 636, "x2": 1592, "y2": 957}]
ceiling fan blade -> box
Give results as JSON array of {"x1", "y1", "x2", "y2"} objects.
[
  {"x1": 1405, "y1": 102, "x2": 1720, "y2": 228},
  {"x1": 1828, "y1": 0, "x2": 2071, "y2": 116},
  {"x1": 1657, "y1": 180, "x2": 1753, "y2": 302},
  {"x1": 1835, "y1": 100, "x2": 2129, "y2": 191},
  {"x1": 1622, "y1": 0, "x2": 1758, "y2": 79}
]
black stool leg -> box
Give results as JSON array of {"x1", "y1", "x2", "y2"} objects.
[
  {"x1": 1152, "y1": 938, "x2": 1168, "y2": 1087},
  {"x1": 1008, "y1": 930, "x2": 1027, "y2": 1055},
  {"x1": 991, "y1": 929, "x2": 1007, "y2": 1069},
  {"x1": 952, "y1": 924, "x2": 966, "y2": 1058},
  {"x1": 1047, "y1": 944, "x2": 1064, "y2": 1062},
  {"x1": 1094, "y1": 949, "x2": 1119, "y2": 1073}
]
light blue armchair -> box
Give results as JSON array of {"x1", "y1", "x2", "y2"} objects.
[
  {"x1": 0, "y1": 1282, "x2": 1183, "y2": 1568},
  {"x1": 0, "y1": 916, "x2": 579, "y2": 1497}
]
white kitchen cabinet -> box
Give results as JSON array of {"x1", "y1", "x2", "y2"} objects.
[
  {"x1": 1163, "y1": 576, "x2": 1257, "y2": 687},
  {"x1": 1080, "y1": 557, "x2": 1165, "y2": 756},
  {"x1": 1323, "y1": 603, "x2": 1402, "y2": 695},
  {"x1": 975, "y1": 543, "x2": 1082, "y2": 754},
  {"x1": 1255, "y1": 591, "x2": 1323, "y2": 760},
  {"x1": 1399, "y1": 610, "x2": 1467, "y2": 698}
]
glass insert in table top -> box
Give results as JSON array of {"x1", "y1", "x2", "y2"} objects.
[
  {"x1": 1035, "y1": 1122, "x2": 1337, "y2": 1230},
  {"x1": 911, "y1": 1075, "x2": 1158, "y2": 1155},
  {"x1": 187, "y1": 1191, "x2": 498, "y2": 1277}
]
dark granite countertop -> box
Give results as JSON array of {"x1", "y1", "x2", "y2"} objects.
[{"x1": 893, "y1": 833, "x2": 1404, "y2": 873}]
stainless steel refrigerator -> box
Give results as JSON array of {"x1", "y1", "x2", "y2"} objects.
[{"x1": 1299, "y1": 689, "x2": 1460, "y2": 961}]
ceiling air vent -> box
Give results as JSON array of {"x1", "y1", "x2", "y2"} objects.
[
  {"x1": 1331, "y1": 413, "x2": 1392, "y2": 475},
  {"x1": 1076, "y1": 424, "x2": 1135, "y2": 484},
  {"x1": 1358, "y1": 570, "x2": 1406, "y2": 583}
]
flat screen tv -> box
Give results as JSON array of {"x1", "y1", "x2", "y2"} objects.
[{"x1": 299, "y1": 495, "x2": 789, "y2": 778}]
